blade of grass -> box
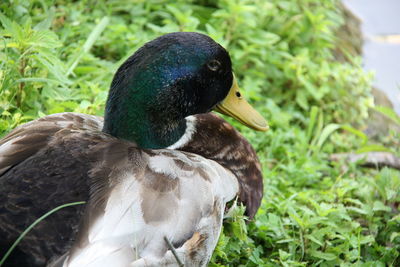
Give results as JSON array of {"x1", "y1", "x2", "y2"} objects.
[
  {"x1": 373, "y1": 106, "x2": 400, "y2": 125},
  {"x1": 66, "y1": 16, "x2": 110, "y2": 76},
  {"x1": 308, "y1": 110, "x2": 324, "y2": 154},
  {"x1": 15, "y1": 77, "x2": 61, "y2": 84},
  {"x1": 0, "y1": 201, "x2": 85, "y2": 266},
  {"x1": 315, "y1": 123, "x2": 341, "y2": 151},
  {"x1": 356, "y1": 144, "x2": 392, "y2": 153},
  {"x1": 306, "y1": 106, "x2": 319, "y2": 144},
  {"x1": 341, "y1": 125, "x2": 368, "y2": 145}
]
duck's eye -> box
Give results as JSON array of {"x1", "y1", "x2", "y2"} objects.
[{"x1": 207, "y1": 60, "x2": 221, "y2": 72}]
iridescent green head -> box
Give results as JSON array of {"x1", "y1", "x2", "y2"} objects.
[{"x1": 103, "y1": 32, "x2": 267, "y2": 149}]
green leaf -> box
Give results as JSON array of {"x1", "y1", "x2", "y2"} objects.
[
  {"x1": 310, "y1": 250, "x2": 337, "y2": 261},
  {"x1": 305, "y1": 234, "x2": 323, "y2": 246},
  {"x1": 34, "y1": 8, "x2": 55, "y2": 30},
  {"x1": 28, "y1": 30, "x2": 61, "y2": 48},
  {"x1": 296, "y1": 90, "x2": 309, "y2": 110},
  {"x1": 390, "y1": 232, "x2": 400, "y2": 242},
  {"x1": 373, "y1": 106, "x2": 400, "y2": 125},
  {"x1": 279, "y1": 249, "x2": 291, "y2": 261},
  {"x1": 372, "y1": 201, "x2": 391, "y2": 212},
  {"x1": 0, "y1": 11, "x2": 14, "y2": 32}
]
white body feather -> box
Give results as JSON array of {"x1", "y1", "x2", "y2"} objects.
[{"x1": 63, "y1": 150, "x2": 238, "y2": 267}]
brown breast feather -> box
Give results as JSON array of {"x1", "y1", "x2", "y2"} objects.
[{"x1": 180, "y1": 113, "x2": 263, "y2": 219}]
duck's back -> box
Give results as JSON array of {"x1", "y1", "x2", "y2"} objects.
[{"x1": 0, "y1": 113, "x2": 104, "y2": 266}]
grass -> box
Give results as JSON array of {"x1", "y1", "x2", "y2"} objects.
[{"x1": 1, "y1": 0, "x2": 399, "y2": 266}]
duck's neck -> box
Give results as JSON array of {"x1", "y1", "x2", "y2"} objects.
[{"x1": 102, "y1": 100, "x2": 187, "y2": 149}]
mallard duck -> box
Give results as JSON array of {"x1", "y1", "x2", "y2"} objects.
[{"x1": 0, "y1": 32, "x2": 267, "y2": 266}]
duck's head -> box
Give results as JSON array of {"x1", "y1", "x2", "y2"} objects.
[{"x1": 103, "y1": 32, "x2": 267, "y2": 149}]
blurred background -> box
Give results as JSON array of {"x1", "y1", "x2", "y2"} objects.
[
  {"x1": 344, "y1": 0, "x2": 400, "y2": 114},
  {"x1": 0, "y1": 0, "x2": 399, "y2": 266}
]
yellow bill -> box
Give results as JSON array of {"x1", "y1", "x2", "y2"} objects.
[{"x1": 215, "y1": 76, "x2": 268, "y2": 131}]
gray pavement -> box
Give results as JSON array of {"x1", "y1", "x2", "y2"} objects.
[{"x1": 343, "y1": 0, "x2": 400, "y2": 114}]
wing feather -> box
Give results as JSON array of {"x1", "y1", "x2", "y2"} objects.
[{"x1": 0, "y1": 113, "x2": 104, "y2": 265}]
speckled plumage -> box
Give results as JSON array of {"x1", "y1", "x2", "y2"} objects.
[{"x1": 0, "y1": 113, "x2": 103, "y2": 266}]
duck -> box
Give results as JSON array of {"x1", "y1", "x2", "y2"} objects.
[{"x1": 0, "y1": 32, "x2": 267, "y2": 267}]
